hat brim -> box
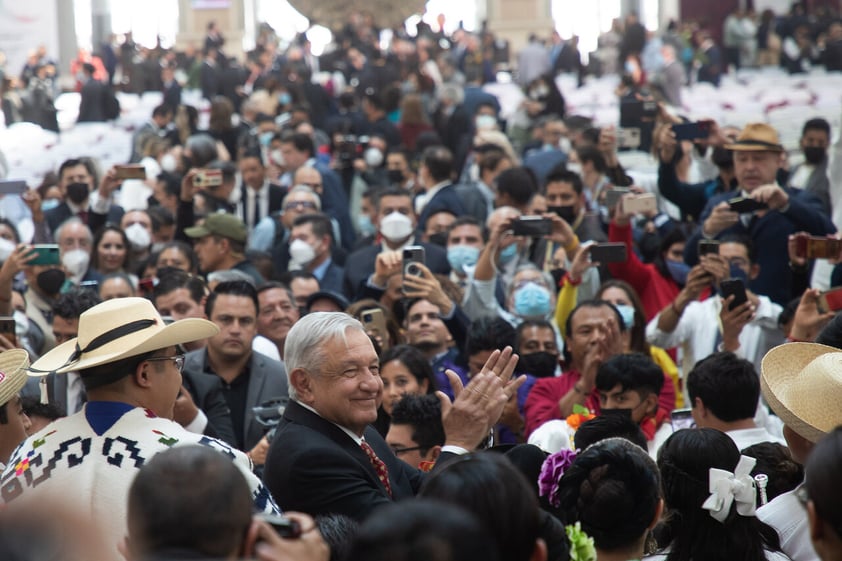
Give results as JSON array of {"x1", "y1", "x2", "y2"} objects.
[
  {"x1": 183, "y1": 225, "x2": 211, "y2": 238},
  {"x1": 761, "y1": 342, "x2": 837, "y2": 443},
  {"x1": 0, "y1": 349, "x2": 31, "y2": 406},
  {"x1": 723, "y1": 141, "x2": 784, "y2": 152},
  {"x1": 29, "y1": 318, "x2": 218, "y2": 376}
]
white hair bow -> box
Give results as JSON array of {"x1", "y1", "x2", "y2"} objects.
[{"x1": 701, "y1": 455, "x2": 758, "y2": 523}]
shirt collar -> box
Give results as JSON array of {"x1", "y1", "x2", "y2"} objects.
[{"x1": 295, "y1": 400, "x2": 363, "y2": 445}]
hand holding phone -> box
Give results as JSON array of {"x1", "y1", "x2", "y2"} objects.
[
  {"x1": 670, "y1": 408, "x2": 695, "y2": 431},
  {"x1": 620, "y1": 193, "x2": 657, "y2": 215},
  {"x1": 727, "y1": 196, "x2": 767, "y2": 214},
  {"x1": 589, "y1": 243, "x2": 627, "y2": 264},
  {"x1": 818, "y1": 287, "x2": 842, "y2": 313},
  {"x1": 402, "y1": 246, "x2": 425, "y2": 280},
  {"x1": 672, "y1": 120, "x2": 713, "y2": 141},
  {"x1": 720, "y1": 278, "x2": 748, "y2": 311},
  {"x1": 511, "y1": 216, "x2": 553, "y2": 237}
]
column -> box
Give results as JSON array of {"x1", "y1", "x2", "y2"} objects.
[
  {"x1": 91, "y1": 0, "x2": 111, "y2": 49},
  {"x1": 486, "y1": 0, "x2": 552, "y2": 56},
  {"x1": 56, "y1": 0, "x2": 78, "y2": 76}
]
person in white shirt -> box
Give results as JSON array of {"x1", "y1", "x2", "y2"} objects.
[{"x1": 687, "y1": 351, "x2": 786, "y2": 451}]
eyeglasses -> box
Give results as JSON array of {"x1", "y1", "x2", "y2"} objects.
[
  {"x1": 390, "y1": 445, "x2": 425, "y2": 456},
  {"x1": 146, "y1": 354, "x2": 185, "y2": 373},
  {"x1": 284, "y1": 201, "x2": 318, "y2": 211}
]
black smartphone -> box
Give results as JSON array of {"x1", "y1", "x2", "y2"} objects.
[
  {"x1": 698, "y1": 240, "x2": 720, "y2": 256},
  {"x1": 589, "y1": 243, "x2": 628, "y2": 264},
  {"x1": 672, "y1": 121, "x2": 713, "y2": 141},
  {"x1": 259, "y1": 513, "x2": 301, "y2": 538},
  {"x1": 30, "y1": 244, "x2": 61, "y2": 266},
  {"x1": 670, "y1": 408, "x2": 695, "y2": 431},
  {"x1": 511, "y1": 216, "x2": 552, "y2": 237},
  {"x1": 0, "y1": 316, "x2": 16, "y2": 347},
  {"x1": 727, "y1": 197, "x2": 767, "y2": 214},
  {"x1": 0, "y1": 179, "x2": 27, "y2": 195},
  {"x1": 720, "y1": 278, "x2": 748, "y2": 311},
  {"x1": 402, "y1": 246, "x2": 425, "y2": 279}
]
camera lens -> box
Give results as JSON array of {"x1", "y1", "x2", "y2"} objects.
[
  {"x1": 363, "y1": 313, "x2": 372, "y2": 322},
  {"x1": 407, "y1": 263, "x2": 420, "y2": 276}
]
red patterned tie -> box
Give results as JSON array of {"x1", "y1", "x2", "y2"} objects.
[{"x1": 360, "y1": 440, "x2": 393, "y2": 497}]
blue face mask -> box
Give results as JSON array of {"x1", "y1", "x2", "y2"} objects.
[
  {"x1": 41, "y1": 198, "x2": 60, "y2": 211},
  {"x1": 666, "y1": 260, "x2": 691, "y2": 285},
  {"x1": 278, "y1": 92, "x2": 292, "y2": 106},
  {"x1": 513, "y1": 282, "x2": 552, "y2": 318},
  {"x1": 729, "y1": 262, "x2": 749, "y2": 284},
  {"x1": 357, "y1": 214, "x2": 376, "y2": 237},
  {"x1": 498, "y1": 243, "x2": 519, "y2": 265},
  {"x1": 447, "y1": 245, "x2": 480, "y2": 273},
  {"x1": 615, "y1": 304, "x2": 636, "y2": 329},
  {"x1": 259, "y1": 131, "x2": 274, "y2": 147}
]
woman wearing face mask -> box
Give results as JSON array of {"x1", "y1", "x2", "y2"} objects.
[
  {"x1": 91, "y1": 224, "x2": 130, "y2": 275},
  {"x1": 397, "y1": 93, "x2": 433, "y2": 153}
]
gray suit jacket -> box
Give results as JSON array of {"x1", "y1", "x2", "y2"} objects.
[{"x1": 183, "y1": 349, "x2": 289, "y2": 451}]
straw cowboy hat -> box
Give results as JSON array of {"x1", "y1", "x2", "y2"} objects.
[
  {"x1": 29, "y1": 297, "x2": 218, "y2": 376},
  {"x1": 760, "y1": 342, "x2": 842, "y2": 443},
  {"x1": 724, "y1": 123, "x2": 784, "y2": 152},
  {"x1": 0, "y1": 349, "x2": 30, "y2": 407}
]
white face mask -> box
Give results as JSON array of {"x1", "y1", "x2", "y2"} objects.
[
  {"x1": 160, "y1": 153, "x2": 178, "y2": 173},
  {"x1": 475, "y1": 114, "x2": 497, "y2": 131},
  {"x1": 0, "y1": 237, "x2": 15, "y2": 262},
  {"x1": 125, "y1": 223, "x2": 152, "y2": 251},
  {"x1": 364, "y1": 147, "x2": 384, "y2": 168},
  {"x1": 567, "y1": 162, "x2": 583, "y2": 176},
  {"x1": 289, "y1": 239, "x2": 317, "y2": 266},
  {"x1": 270, "y1": 149, "x2": 285, "y2": 167},
  {"x1": 379, "y1": 211, "x2": 414, "y2": 242},
  {"x1": 13, "y1": 309, "x2": 29, "y2": 340},
  {"x1": 62, "y1": 248, "x2": 90, "y2": 278}
]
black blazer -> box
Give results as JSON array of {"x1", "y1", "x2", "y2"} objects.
[
  {"x1": 77, "y1": 79, "x2": 108, "y2": 122},
  {"x1": 182, "y1": 369, "x2": 238, "y2": 447},
  {"x1": 44, "y1": 201, "x2": 125, "y2": 238},
  {"x1": 238, "y1": 182, "x2": 286, "y2": 229},
  {"x1": 263, "y1": 400, "x2": 425, "y2": 520}
]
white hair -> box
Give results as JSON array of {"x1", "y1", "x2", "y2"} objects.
[
  {"x1": 284, "y1": 312, "x2": 364, "y2": 400},
  {"x1": 281, "y1": 185, "x2": 322, "y2": 210}
]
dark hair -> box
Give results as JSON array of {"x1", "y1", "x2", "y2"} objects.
[
  {"x1": 373, "y1": 187, "x2": 413, "y2": 212},
  {"x1": 152, "y1": 103, "x2": 173, "y2": 119},
  {"x1": 802, "y1": 117, "x2": 831, "y2": 138},
  {"x1": 153, "y1": 268, "x2": 207, "y2": 304},
  {"x1": 91, "y1": 224, "x2": 130, "y2": 272},
  {"x1": 564, "y1": 300, "x2": 627, "y2": 364},
  {"x1": 281, "y1": 131, "x2": 316, "y2": 157},
  {"x1": 655, "y1": 428, "x2": 782, "y2": 561},
  {"x1": 390, "y1": 394, "x2": 445, "y2": 455},
  {"x1": 348, "y1": 498, "x2": 499, "y2": 561},
  {"x1": 741, "y1": 442, "x2": 804, "y2": 508},
  {"x1": 147, "y1": 206, "x2": 175, "y2": 233},
  {"x1": 205, "y1": 280, "x2": 259, "y2": 317},
  {"x1": 574, "y1": 414, "x2": 648, "y2": 451},
  {"x1": 495, "y1": 167, "x2": 538, "y2": 206},
  {"x1": 0, "y1": 218, "x2": 20, "y2": 243},
  {"x1": 315, "y1": 514, "x2": 359, "y2": 561},
  {"x1": 465, "y1": 317, "x2": 516, "y2": 358},
  {"x1": 277, "y1": 269, "x2": 318, "y2": 287},
  {"x1": 719, "y1": 233, "x2": 757, "y2": 264},
  {"x1": 421, "y1": 146, "x2": 454, "y2": 183},
  {"x1": 58, "y1": 158, "x2": 96, "y2": 183},
  {"x1": 687, "y1": 352, "x2": 759, "y2": 422},
  {"x1": 420, "y1": 453, "x2": 542, "y2": 561},
  {"x1": 557, "y1": 438, "x2": 661, "y2": 550},
  {"x1": 804, "y1": 425, "x2": 842, "y2": 537},
  {"x1": 597, "y1": 279, "x2": 650, "y2": 355},
  {"x1": 653, "y1": 226, "x2": 689, "y2": 281},
  {"x1": 292, "y1": 212, "x2": 333, "y2": 242},
  {"x1": 20, "y1": 395, "x2": 64, "y2": 421},
  {"x1": 81, "y1": 350, "x2": 159, "y2": 391},
  {"x1": 127, "y1": 445, "x2": 252, "y2": 559},
  {"x1": 156, "y1": 171, "x2": 182, "y2": 199},
  {"x1": 514, "y1": 319, "x2": 555, "y2": 353},
  {"x1": 240, "y1": 147, "x2": 265, "y2": 166},
  {"x1": 576, "y1": 146, "x2": 607, "y2": 173},
  {"x1": 52, "y1": 287, "x2": 103, "y2": 320},
  {"x1": 477, "y1": 149, "x2": 509, "y2": 177},
  {"x1": 595, "y1": 353, "x2": 664, "y2": 397},
  {"x1": 156, "y1": 241, "x2": 199, "y2": 273},
  {"x1": 446, "y1": 215, "x2": 485, "y2": 242},
  {"x1": 544, "y1": 168, "x2": 583, "y2": 195},
  {"x1": 379, "y1": 345, "x2": 437, "y2": 394}
]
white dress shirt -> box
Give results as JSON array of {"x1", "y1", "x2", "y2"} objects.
[{"x1": 757, "y1": 487, "x2": 819, "y2": 561}]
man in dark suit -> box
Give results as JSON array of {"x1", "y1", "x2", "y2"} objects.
[
  {"x1": 343, "y1": 188, "x2": 450, "y2": 301},
  {"x1": 182, "y1": 281, "x2": 289, "y2": 464},
  {"x1": 263, "y1": 311, "x2": 522, "y2": 520},
  {"x1": 130, "y1": 103, "x2": 173, "y2": 163},
  {"x1": 160, "y1": 64, "x2": 182, "y2": 110},
  {"x1": 416, "y1": 146, "x2": 467, "y2": 233},
  {"x1": 237, "y1": 149, "x2": 286, "y2": 231},
  {"x1": 200, "y1": 47, "x2": 221, "y2": 101},
  {"x1": 289, "y1": 213, "x2": 344, "y2": 295},
  {"x1": 76, "y1": 63, "x2": 108, "y2": 123}
]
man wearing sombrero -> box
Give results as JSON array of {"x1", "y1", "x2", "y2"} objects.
[
  {"x1": 758, "y1": 342, "x2": 842, "y2": 561},
  {"x1": 0, "y1": 298, "x2": 279, "y2": 559},
  {"x1": 683, "y1": 122, "x2": 835, "y2": 306}
]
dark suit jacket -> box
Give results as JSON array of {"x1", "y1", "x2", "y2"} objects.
[
  {"x1": 318, "y1": 260, "x2": 345, "y2": 295},
  {"x1": 312, "y1": 161, "x2": 356, "y2": 251},
  {"x1": 77, "y1": 79, "x2": 108, "y2": 122},
  {"x1": 263, "y1": 400, "x2": 424, "y2": 520},
  {"x1": 238, "y1": 183, "x2": 286, "y2": 229},
  {"x1": 162, "y1": 81, "x2": 182, "y2": 110},
  {"x1": 200, "y1": 61, "x2": 220, "y2": 100},
  {"x1": 44, "y1": 201, "x2": 124, "y2": 239},
  {"x1": 417, "y1": 184, "x2": 467, "y2": 232},
  {"x1": 343, "y1": 241, "x2": 451, "y2": 301},
  {"x1": 183, "y1": 349, "x2": 289, "y2": 451}
]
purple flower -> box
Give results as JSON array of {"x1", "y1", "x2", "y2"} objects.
[{"x1": 538, "y1": 449, "x2": 578, "y2": 508}]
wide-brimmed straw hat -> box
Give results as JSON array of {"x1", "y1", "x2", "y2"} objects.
[
  {"x1": 724, "y1": 123, "x2": 784, "y2": 152},
  {"x1": 29, "y1": 297, "x2": 218, "y2": 376},
  {"x1": 0, "y1": 349, "x2": 30, "y2": 406},
  {"x1": 761, "y1": 342, "x2": 842, "y2": 443}
]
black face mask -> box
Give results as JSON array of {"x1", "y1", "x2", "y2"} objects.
[
  {"x1": 548, "y1": 205, "x2": 577, "y2": 224},
  {"x1": 428, "y1": 231, "x2": 448, "y2": 248},
  {"x1": 387, "y1": 169, "x2": 405, "y2": 185},
  {"x1": 803, "y1": 146, "x2": 826, "y2": 165},
  {"x1": 36, "y1": 268, "x2": 66, "y2": 295},
  {"x1": 517, "y1": 351, "x2": 558, "y2": 378},
  {"x1": 600, "y1": 407, "x2": 634, "y2": 419},
  {"x1": 711, "y1": 146, "x2": 733, "y2": 168},
  {"x1": 65, "y1": 182, "x2": 90, "y2": 205}
]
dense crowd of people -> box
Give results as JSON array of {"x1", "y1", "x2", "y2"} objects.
[{"x1": 1, "y1": 3, "x2": 842, "y2": 561}]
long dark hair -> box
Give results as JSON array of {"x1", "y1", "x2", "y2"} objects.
[
  {"x1": 379, "y1": 345, "x2": 437, "y2": 395},
  {"x1": 91, "y1": 223, "x2": 130, "y2": 273},
  {"x1": 653, "y1": 226, "x2": 689, "y2": 283},
  {"x1": 655, "y1": 429, "x2": 782, "y2": 561}
]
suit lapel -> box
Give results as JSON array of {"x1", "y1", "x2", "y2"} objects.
[{"x1": 244, "y1": 354, "x2": 265, "y2": 446}]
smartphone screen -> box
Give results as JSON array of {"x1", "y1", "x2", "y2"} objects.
[
  {"x1": 670, "y1": 408, "x2": 695, "y2": 431},
  {"x1": 720, "y1": 278, "x2": 748, "y2": 311},
  {"x1": 589, "y1": 243, "x2": 628, "y2": 264}
]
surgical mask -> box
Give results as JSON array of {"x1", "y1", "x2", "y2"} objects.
[
  {"x1": 475, "y1": 114, "x2": 497, "y2": 131},
  {"x1": 498, "y1": 243, "x2": 519, "y2": 264},
  {"x1": 530, "y1": 85, "x2": 549, "y2": 99},
  {"x1": 270, "y1": 149, "x2": 285, "y2": 167},
  {"x1": 41, "y1": 198, "x2": 61, "y2": 211},
  {"x1": 125, "y1": 223, "x2": 152, "y2": 251},
  {"x1": 566, "y1": 162, "x2": 583, "y2": 176},
  {"x1": 289, "y1": 239, "x2": 317, "y2": 266},
  {"x1": 278, "y1": 92, "x2": 292, "y2": 106},
  {"x1": 447, "y1": 244, "x2": 480, "y2": 273},
  {"x1": 259, "y1": 131, "x2": 274, "y2": 147},
  {"x1": 151, "y1": 242, "x2": 166, "y2": 254},
  {"x1": 615, "y1": 304, "x2": 636, "y2": 329},
  {"x1": 548, "y1": 205, "x2": 577, "y2": 224},
  {"x1": 559, "y1": 136, "x2": 572, "y2": 154},
  {"x1": 357, "y1": 214, "x2": 376, "y2": 237},
  {"x1": 387, "y1": 169, "x2": 404, "y2": 184},
  {"x1": 513, "y1": 281, "x2": 552, "y2": 318},
  {"x1": 517, "y1": 351, "x2": 558, "y2": 378},
  {"x1": 364, "y1": 147, "x2": 384, "y2": 168},
  {"x1": 729, "y1": 262, "x2": 749, "y2": 284},
  {"x1": 666, "y1": 260, "x2": 691, "y2": 285},
  {"x1": 803, "y1": 146, "x2": 826, "y2": 165},
  {"x1": 379, "y1": 211, "x2": 414, "y2": 242},
  {"x1": 62, "y1": 249, "x2": 90, "y2": 278},
  {"x1": 66, "y1": 182, "x2": 90, "y2": 205},
  {"x1": 0, "y1": 238, "x2": 15, "y2": 262},
  {"x1": 160, "y1": 153, "x2": 178, "y2": 173},
  {"x1": 36, "y1": 268, "x2": 65, "y2": 295}
]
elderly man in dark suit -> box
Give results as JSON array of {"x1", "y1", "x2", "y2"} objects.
[{"x1": 263, "y1": 312, "x2": 523, "y2": 520}]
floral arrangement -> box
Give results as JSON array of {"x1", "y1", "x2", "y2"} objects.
[
  {"x1": 538, "y1": 448, "x2": 578, "y2": 508},
  {"x1": 565, "y1": 404, "x2": 596, "y2": 429},
  {"x1": 565, "y1": 522, "x2": 596, "y2": 561}
]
